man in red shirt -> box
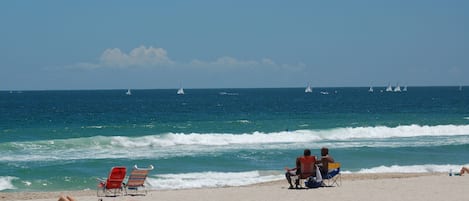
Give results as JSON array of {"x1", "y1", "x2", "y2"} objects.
[{"x1": 285, "y1": 149, "x2": 317, "y2": 189}]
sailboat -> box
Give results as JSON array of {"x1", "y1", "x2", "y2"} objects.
[
  {"x1": 402, "y1": 86, "x2": 407, "y2": 92},
  {"x1": 368, "y1": 86, "x2": 374, "y2": 93},
  {"x1": 177, "y1": 85, "x2": 185, "y2": 95},
  {"x1": 385, "y1": 83, "x2": 393, "y2": 92},
  {"x1": 305, "y1": 83, "x2": 313, "y2": 93},
  {"x1": 125, "y1": 89, "x2": 132, "y2": 96},
  {"x1": 394, "y1": 83, "x2": 401, "y2": 92}
]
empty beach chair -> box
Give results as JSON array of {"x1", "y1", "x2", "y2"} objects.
[
  {"x1": 124, "y1": 165, "x2": 154, "y2": 196},
  {"x1": 97, "y1": 166, "x2": 127, "y2": 197},
  {"x1": 323, "y1": 162, "x2": 341, "y2": 187}
]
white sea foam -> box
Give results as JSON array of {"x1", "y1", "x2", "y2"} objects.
[
  {"x1": 2, "y1": 124, "x2": 469, "y2": 162},
  {"x1": 0, "y1": 176, "x2": 17, "y2": 191},
  {"x1": 315, "y1": 124, "x2": 469, "y2": 140},
  {"x1": 146, "y1": 171, "x2": 283, "y2": 190},
  {"x1": 83, "y1": 125, "x2": 104, "y2": 129},
  {"x1": 351, "y1": 164, "x2": 469, "y2": 174},
  {"x1": 22, "y1": 181, "x2": 32, "y2": 186},
  {"x1": 110, "y1": 124, "x2": 469, "y2": 148},
  {"x1": 143, "y1": 164, "x2": 469, "y2": 190},
  {"x1": 219, "y1": 92, "x2": 239, "y2": 96},
  {"x1": 236, "y1": 120, "x2": 251, "y2": 124}
]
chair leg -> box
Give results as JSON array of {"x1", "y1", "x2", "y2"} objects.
[
  {"x1": 289, "y1": 175, "x2": 299, "y2": 188},
  {"x1": 327, "y1": 174, "x2": 341, "y2": 187},
  {"x1": 97, "y1": 187, "x2": 104, "y2": 197}
]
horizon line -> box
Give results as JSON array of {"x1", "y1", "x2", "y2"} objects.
[{"x1": 0, "y1": 84, "x2": 465, "y2": 92}]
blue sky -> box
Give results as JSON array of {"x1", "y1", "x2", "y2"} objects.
[{"x1": 1, "y1": 0, "x2": 468, "y2": 90}]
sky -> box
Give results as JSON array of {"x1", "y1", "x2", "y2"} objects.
[{"x1": 1, "y1": 0, "x2": 468, "y2": 90}]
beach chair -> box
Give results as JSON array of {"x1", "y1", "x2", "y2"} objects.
[
  {"x1": 290, "y1": 156, "x2": 316, "y2": 188},
  {"x1": 323, "y1": 162, "x2": 341, "y2": 187},
  {"x1": 124, "y1": 165, "x2": 154, "y2": 196},
  {"x1": 97, "y1": 166, "x2": 127, "y2": 197}
]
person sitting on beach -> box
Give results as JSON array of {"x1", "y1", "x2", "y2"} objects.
[
  {"x1": 58, "y1": 195, "x2": 76, "y2": 201},
  {"x1": 460, "y1": 167, "x2": 469, "y2": 176},
  {"x1": 285, "y1": 149, "x2": 317, "y2": 189},
  {"x1": 317, "y1": 147, "x2": 335, "y2": 177}
]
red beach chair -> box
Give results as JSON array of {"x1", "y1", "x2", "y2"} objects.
[{"x1": 97, "y1": 166, "x2": 127, "y2": 197}]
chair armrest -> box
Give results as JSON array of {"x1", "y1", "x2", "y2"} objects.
[
  {"x1": 285, "y1": 167, "x2": 298, "y2": 171},
  {"x1": 133, "y1": 164, "x2": 154, "y2": 170},
  {"x1": 96, "y1": 178, "x2": 106, "y2": 183}
]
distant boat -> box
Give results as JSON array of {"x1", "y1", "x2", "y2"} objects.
[
  {"x1": 305, "y1": 84, "x2": 312, "y2": 93},
  {"x1": 402, "y1": 86, "x2": 407, "y2": 92},
  {"x1": 219, "y1": 92, "x2": 239, "y2": 96},
  {"x1": 385, "y1": 83, "x2": 393, "y2": 92},
  {"x1": 177, "y1": 86, "x2": 185, "y2": 95},
  {"x1": 368, "y1": 86, "x2": 374, "y2": 93},
  {"x1": 394, "y1": 83, "x2": 401, "y2": 92},
  {"x1": 126, "y1": 89, "x2": 132, "y2": 96},
  {"x1": 320, "y1": 91, "x2": 329, "y2": 95}
]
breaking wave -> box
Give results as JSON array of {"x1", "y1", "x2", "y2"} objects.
[
  {"x1": 1, "y1": 124, "x2": 468, "y2": 162},
  {"x1": 0, "y1": 176, "x2": 17, "y2": 191}
]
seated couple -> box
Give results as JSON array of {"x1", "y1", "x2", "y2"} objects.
[{"x1": 285, "y1": 147, "x2": 334, "y2": 189}]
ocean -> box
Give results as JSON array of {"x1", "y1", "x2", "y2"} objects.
[{"x1": 1, "y1": 87, "x2": 468, "y2": 192}]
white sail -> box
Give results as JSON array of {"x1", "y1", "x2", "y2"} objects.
[
  {"x1": 126, "y1": 89, "x2": 132, "y2": 96},
  {"x1": 385, "y1": 83, "x2": 393, "y2": 92},
  {"x1": 305, "y1": 84, "x2": 312, "y2": 93},
  {"x1": 394, "y1": 84, "x2": 401, "y2": 92},
  {"x1": 403, "y1": 86, "x2": 407, "y2": 92},
  {"x1": 177, "y1": 87, "x2": 184, "y2": 95},
  {"x1": 368, "y1": 86, "x2": 374, "y2": 92}
]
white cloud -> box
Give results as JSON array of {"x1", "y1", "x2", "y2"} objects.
[
  {"x1": 261, "y1": 58, "x2": 276, "y2": 65},
  {"x1": 67, "y1": 46, "x2": 173, "y2": 69},
  {"x1": 99, "y1": 46, "x2": 173, "y2": 67},
  {"x1": 67, "y1": 45, "x2": 304, "y2": 72}
]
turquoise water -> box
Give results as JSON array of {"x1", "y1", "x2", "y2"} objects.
[{"x1": 1, "y1": 87, "x2": 469, "y2": 192}]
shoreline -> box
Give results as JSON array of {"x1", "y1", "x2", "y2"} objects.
[{"x1": 3, "y1": 172, "x2": 466, "y2": 201}]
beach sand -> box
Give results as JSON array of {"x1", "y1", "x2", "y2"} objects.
[{"x1": 1, "y1": 173, "x2": 467, "y2": 201}]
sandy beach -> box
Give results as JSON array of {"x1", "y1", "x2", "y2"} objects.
[{"x1": 1, "y1": 173, "x2": 467, "y2": 201}]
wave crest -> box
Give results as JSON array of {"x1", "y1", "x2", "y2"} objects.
[
  {"x1": 141, "y1": 164, "x2": 469, "y2": 190},
  {"x1": 110, "y1": 124, "x2": 469, "y2": 148},
  {"x1": 0, "y1": 176, "x2": 17, "y2": 191},
  {"x1": 146, "y1": 171, "x2": 282, "y2": 190},
  {"x1": 2, "y1": 124, "x2": 468, "y2": 162},
  {"x1": 353, "y1": 164, "x2": 469, "y2": 174}
]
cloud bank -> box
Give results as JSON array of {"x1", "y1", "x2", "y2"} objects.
[
  {"x1": 71, "y1": 46, "x2": 173, "y2": 69},
  {"x1": 68, "y1": 45, "x2": 304, "y2": 71},
  {"x1": 100, "y1": 46, "x2": 173, "y2": 67}
]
